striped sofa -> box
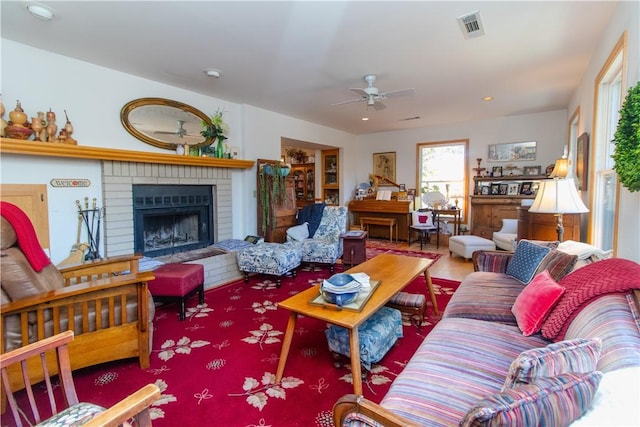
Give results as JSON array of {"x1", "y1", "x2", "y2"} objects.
[{"x1": 333, "y1": 251, "x2": 640, "y2": 426}]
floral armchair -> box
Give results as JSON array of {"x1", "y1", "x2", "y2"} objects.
[{"x1": 288, "y1": 205, "x2": 348, "y2": 273}]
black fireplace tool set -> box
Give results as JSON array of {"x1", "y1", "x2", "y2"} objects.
[{"x1": 75, "y1": 197, "x2": 104, "y2": 261}]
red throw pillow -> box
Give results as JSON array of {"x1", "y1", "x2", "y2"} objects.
[
  {"x1": 418, "y1": 215, "x2": 428, "y2": 224},
  {"x1": 512, "y1": 271, "x2": 565, "y2": 336}
]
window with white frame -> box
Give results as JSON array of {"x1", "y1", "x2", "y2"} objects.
[
  {"x1": 591, "y1": 33, "x2": 626, "y2": 251},
  {"x1": 416, "y1": 139, "x2": 468, "y2": 223}
]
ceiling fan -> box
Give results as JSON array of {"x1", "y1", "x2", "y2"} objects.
[
  {"x1": 331, "y1": 74, "x2": 415, "y2": 110},
  {"x1": 154, "y1": 120, "x2": 196, "y2": 138}
]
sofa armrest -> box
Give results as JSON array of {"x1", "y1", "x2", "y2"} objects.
[
  {"x1": 58, "y1": 254, "x2": 142, "y2": 285},
  {"x1": 333, "y1": 394, "x2": 419, "y2": 427},
  {"x1": 1, "y1": 271, "x2": 154, "y2": 352},
  {"x1": 472, "y1": 250, "x2": 513, "y2": 273}
]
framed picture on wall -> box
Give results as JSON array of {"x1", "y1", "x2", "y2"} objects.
[
  {"x1": 372, "y1": 152, "x2": 396, "y2": 182},
  {"x1": 575, "y1": 132, "x2": 589, "y2": 191},
  {"x1": 488, "y1": 141, "x2": 537, "y2": 162}
]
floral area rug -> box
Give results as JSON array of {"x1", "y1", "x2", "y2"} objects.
[{"x1": 7, "y1": 258, "x2": 458, "y2": 427}]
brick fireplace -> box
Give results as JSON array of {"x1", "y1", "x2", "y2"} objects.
[{"x1": 101, "y1": 160, "x2": 240, "y2": 289}]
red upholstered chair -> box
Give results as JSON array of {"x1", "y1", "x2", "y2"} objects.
[{"x1": 147, "y1": 263, "x2": 205, "y2": 320}]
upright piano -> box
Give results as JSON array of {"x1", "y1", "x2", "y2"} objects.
[{"x1": 348, "y1": 199, "x2": 412, "y2": 241}]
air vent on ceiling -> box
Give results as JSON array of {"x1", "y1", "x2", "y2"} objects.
[{"x1": 457, "y1": 10, "x2": 485, "y2": 39}]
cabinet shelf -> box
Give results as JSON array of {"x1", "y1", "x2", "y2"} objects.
[{"x1": 473, "y1": 175, "x2": 547, "y2": 182}]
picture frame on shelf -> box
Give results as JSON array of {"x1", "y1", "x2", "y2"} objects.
[
  {"x1": 520, "y1": 181, "x2": 533, "y2": 195},
  {"x1": 481, "y1": 185, "x2": 490, "y2": 195},
  {"x1": 488, "y1": 141, "x2": 537, "y2": 162},
  {"x1": 523, "y1": 165, "x2": 542, "y2": 176},
  {"x1": 499, "y1": 184, "x2": 508, "y2": 195},
  {"x1": 399, "y1": 183, "x2": 406, "y2": 192},
  {"x1": 507, "y1": 183, "x2": 520, "y2": 196},
  {"x1": 492, "y1": 166, "x2": 503, "y2": 177},
  {"x1": 490, "y1": 183, "x2": 500, "y2": 195}
]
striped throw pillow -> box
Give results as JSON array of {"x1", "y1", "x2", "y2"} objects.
[
  {"x1": 502, "y1": 338, "x2": 602, "y2": 391},
  {"x1": 461, "y1": 372, "x2": 602, "y2": 427}
]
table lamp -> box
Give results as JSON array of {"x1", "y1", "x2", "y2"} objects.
[{"x1": 528, "y1": 178, "x2": 588, "y2": 241}]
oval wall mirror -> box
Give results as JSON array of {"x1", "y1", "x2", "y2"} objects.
[{"x1": 120, "y1": 98, "x2": 212, "y2": 150}]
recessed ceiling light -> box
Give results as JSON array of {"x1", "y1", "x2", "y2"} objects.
[
  {"x1": 361, "y1": 117, "x2": 369, "y2": 121},
  {"x1": 483, "y1": 96, "x2": 494, "y2": 101},
  {"x1": 204, "y1": 69, "x2": 221, "y2": 78},
  {"x1": 26, "y1": 3, "x2": 54, "y2": 21}
]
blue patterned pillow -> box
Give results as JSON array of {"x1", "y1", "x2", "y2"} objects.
[
  {"x1": 506, "y1": 240, "x2": 552, "y2": 284},
  {"x1": 461, "y1": 372, "x2": 602, "y2": 427}
]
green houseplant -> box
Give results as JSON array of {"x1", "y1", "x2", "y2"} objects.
[
  {"x1": 200, "y1": 109, "x2": 228, "y2": 158},
  {"x1": 612, "y1": 81, "x2": 640, "y2": 192},
  {"x1": 258, "y1": 161, "x2": 291, "y2": 233}
]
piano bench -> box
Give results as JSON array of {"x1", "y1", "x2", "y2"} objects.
[{"x1": 360, "y1": 217, "x2": 398, "y2": 242}]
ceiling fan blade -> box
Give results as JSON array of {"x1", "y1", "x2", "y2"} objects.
[
  {"x1": 331, "y1": 98, "x2": 365, "y2": 106},
  {"x1": 381, "y1": 88, "x2": 415, "y2": 98},
  {"x1": 349, "y1": 88, "x2": 368, "y2": 96}
]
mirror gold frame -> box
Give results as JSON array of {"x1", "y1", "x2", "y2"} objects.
[{"x1": 120, "y1": 98, "x2": 213, "y2": 150}]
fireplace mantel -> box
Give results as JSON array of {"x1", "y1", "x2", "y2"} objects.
[{"x1": 0, "y1": 138, "x2": 254, "y2": 169}]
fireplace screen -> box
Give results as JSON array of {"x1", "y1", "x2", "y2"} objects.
[{"x1": 133, "y1": 185, "x2": 214, "y2": 257}]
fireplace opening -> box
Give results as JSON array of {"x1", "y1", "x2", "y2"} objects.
[{"x1": 133, "y1": 185, "x2": 214, "y2": 257}]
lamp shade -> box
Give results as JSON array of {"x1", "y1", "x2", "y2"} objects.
[
  {"x1": 529, "y1": 178, "x2": 589, "y2": 214},
  {"x1": 548, "y1": 158, "x2": 569, "y2": 178}
]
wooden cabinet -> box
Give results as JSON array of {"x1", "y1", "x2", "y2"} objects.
[
  {"x1": 517, "y1": 207, "x2": 581, "y2": 241},
  {"x1": 470, "y1": 197, "x2": 528, "y2": 239},
  {"x1": 291, "y1": 163, "x2": 315, "y2": 208},
  {"x1": 322, "y1": 149, "x2": 339, "y2": 205},
  {"x1": 257, "y1": 159, "x2": 297, "y2": 243},
  {"x1": 470, "y1": 176, "x2": 539, "y2": 239}
]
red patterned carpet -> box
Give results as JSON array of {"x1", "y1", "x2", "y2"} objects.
[{"x1": 7, "y1": 250, "x2": 457, "y2": 427}]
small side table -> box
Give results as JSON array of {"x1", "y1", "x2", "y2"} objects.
[{"x1": 341, "y1": 230, "x2": 367, "y2": 268}]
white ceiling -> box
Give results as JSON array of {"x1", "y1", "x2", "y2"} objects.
[{"x1": 1, "y1": 1, "x2": 617, "y2": 135}]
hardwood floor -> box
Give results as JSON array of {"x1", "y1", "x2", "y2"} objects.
[
  {"x1": 369, "y1": 238, "x2": 474, "y2": 282},
  {"x1": 408, "y1": 241, "x2": 474, "y2": 282}
]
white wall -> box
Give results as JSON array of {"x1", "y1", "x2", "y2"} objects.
[
  {"x1": 567, "y1": 0, "x2": 639, "y2": 261},
  {"x1": 0, "y1": 39, "x2": 356, "y2": 262},
  {"x1": 354, "y1": 110, "x2": 568, "y2": 210}
]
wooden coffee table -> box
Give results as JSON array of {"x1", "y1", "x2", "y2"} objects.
[{"x1": 275, "y1": 253, "x2": 437, "y2": 395}]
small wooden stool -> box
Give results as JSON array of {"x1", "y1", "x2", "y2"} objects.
[
  {"x1": 360, "y1": 217, "x2": 398, "y2": 242},
  {"x1": 148, "y1": 263, "x2": 205, "y2": 321},
  {"x1": 386, "y1": 292, "x2": 427, "y2": 327}
]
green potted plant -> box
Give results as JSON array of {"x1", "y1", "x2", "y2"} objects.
[
  {"x1": 200, "y1": 109, "x2": 228, "y2": 158},
  {"x1": 612, "y1": 81, "x2": 640, "y2": 192},
  {"x1": 258, "y1": 161, "x2": 291, "y2": 233}
]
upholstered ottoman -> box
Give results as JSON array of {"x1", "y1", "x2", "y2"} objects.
[
  {"x1": 386, "y1": 292, "x2": 427, "y2": 327},
  {"x1": 325, "y1": 306, "x2": 402, "y2": 371},
  {"x1": 236, "y1": 242, "x2": 302, "y2": 287},
  {"x1": 449, "y1": 235, "x2": 496, "y2": 261},
  {"x1": 148, "y1": 263, "x2": 205, "y2": 321}
]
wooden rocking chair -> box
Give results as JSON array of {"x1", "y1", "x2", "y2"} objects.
[{"x1": 1, "y1": 330, "x2": 160, "y2": 427}]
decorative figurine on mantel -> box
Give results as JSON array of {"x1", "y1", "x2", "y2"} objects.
[{"x1": 4, "y1": 100, "x2": 33, "y2": 140}]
